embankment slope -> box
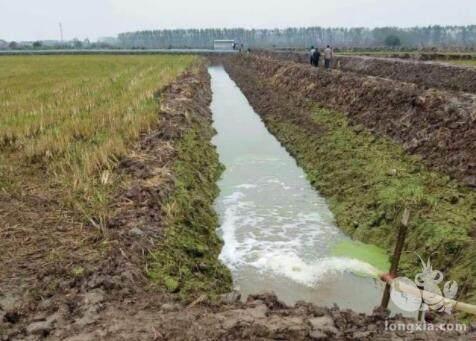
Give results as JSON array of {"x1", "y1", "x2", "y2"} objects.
[{"x1": 238, "y1": 54, "x2": 476, "y2": 187}]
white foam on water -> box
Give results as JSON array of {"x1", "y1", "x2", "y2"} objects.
[
  {"x1": 223, "y1": 191, "x2": 245, "y2": 204},
  {"x1": 217, "y1": 186, "x2": 380, "y2": 294},
  {"x1": 217, "y1": 188, "x2": 379, "y2": 286},
  {"x1": 250, "y1": 251, "x2": 379, "y2": 287},
  {"x1": 236, "y1": 184, "x2": 257, "y2": 189},
  {"x1": 219, "y1": 206, "x2": 241, "y2": 268},
  {"x1": 265, "y1": 178, "x2": 292, "y2": 190},
  {"x1": 220, "y1": 202, "x2": 379, "y2": 285}
]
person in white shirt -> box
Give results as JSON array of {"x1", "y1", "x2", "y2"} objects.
[{"x1": 324, "y1": 45, "x2": 333, "y2": 69}]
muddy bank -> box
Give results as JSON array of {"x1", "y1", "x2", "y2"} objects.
[
  {"x1": 222, "y1": 55, "x2": 476, "y2": 311},
  {"x1": 254, "y1": 50, "x2": 476, "y2": 93},
  {"x1": 334, "y1": 56, "x2": 476, "y2": 93},
  {"x1": 41, "y1": 293, "x2": 474, "y2": 340},
  {"x1": 352, "y1": 52, "x2": 476, "y2": 62},
  {"x1": 230, "y1": 54, "x2": 476, "y2": 188},
  {"x1": 146, "y1": 67, "x2": 232, "y2": 297}
]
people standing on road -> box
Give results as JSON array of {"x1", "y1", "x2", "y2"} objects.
[{"x1": 324, "y1": 45, "x2": 333, "y2": 69}]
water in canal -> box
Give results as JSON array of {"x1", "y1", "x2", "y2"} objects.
[{"x1": 209, "y1": 66, "x2": 388, "y2": 313}]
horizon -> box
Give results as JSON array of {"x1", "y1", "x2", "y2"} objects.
[
  {"x1": 0, "y1": 0, "x2": 474, "y2": 41},
  {"x1": 3, "y1": 24, "x2": 476, "y2": 43}
]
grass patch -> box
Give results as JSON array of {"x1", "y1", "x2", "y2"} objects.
[
  {"x1": 0, "y1": 55, "x2": 196, "y2": 223},
  {"x1": 148, "y1": 122, "x2": 232, "y2": 299},
  {"x1": 448, "y1": 60, "x2": 476, "y2": 67}
]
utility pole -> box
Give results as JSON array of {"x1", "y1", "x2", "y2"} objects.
[{"x1": 59, "y1": 22, "x2": 64, "y2": 42}]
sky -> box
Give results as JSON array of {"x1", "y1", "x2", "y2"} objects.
[{"x1": 0, "y1": 0, "x2": 474, "y2": 41}]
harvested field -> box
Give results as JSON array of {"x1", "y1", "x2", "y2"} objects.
[
  {"x1": 0, "y1": 55, "x2": 196, "y2": 222},
  {"x1": 255, "y1": 50, "x2": 476, "y2": 93},
  {"x1": 0, "y1": 55, "x2": 200, "y2": 320},
  {"x1": 0, "y1": 56, "x2": 231, "y2": 338},
  {"x1": 223, "y1": 54, "x2": 476, "y2": 309},
  {"x1": 0, "y1": 55, "x2": 196, "y2": 293}
]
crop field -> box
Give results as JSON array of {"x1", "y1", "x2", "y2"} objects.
[{"x1": 0, "y1": 55, "x2": 196, "y2": 222}]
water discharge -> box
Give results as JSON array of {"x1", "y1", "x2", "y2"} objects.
[{"x1": 209, "y1": 66, "x2": 395, "y2": 313}]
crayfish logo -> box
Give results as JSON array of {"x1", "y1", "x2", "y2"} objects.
[{"x1": 390, "y1": 255, "x2": 458, "y2": 314}]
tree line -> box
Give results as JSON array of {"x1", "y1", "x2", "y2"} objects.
[{"x1": 117, "y1": 26, "x2": 476, "y2": 49}]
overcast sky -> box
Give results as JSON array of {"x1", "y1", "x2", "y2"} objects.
[{"x1": 0, "y1": 0, "x2": 474, "y2": 41}]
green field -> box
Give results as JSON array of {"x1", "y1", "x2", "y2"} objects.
[{"x1": 0, "y1": 55, "x2": 196, "y2": 222}]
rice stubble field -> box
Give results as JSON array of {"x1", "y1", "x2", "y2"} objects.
[{"x1": 0, "y1": 55, "x2": 197, "y2": 294}]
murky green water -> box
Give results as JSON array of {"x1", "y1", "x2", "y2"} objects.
[{"x1": 209, "y1": 66, "x2": 396, "y2": 313}]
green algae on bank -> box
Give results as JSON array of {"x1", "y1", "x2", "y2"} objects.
[
  {"x1": 331, "y1": 240, "x2": 390, "y2": 275},
  {"x1": 148, "y1": 124, "x2": 232, "y2": 299}
]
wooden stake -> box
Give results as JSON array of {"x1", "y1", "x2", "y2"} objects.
[{"x1": 381, "y1": 207, "x2": 410, "y2": 310}]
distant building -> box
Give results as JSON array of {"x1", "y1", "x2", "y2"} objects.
[
  {"x1": 0, "y1": 40, "x2": 8, "y2": 49},
  {"x1": 98, "y1": 37, "x2": 119, "y2": 45},
  {"x1": 41, "y1": 40, "x2": 62, "y2": 47},
  {"x1": 214, "y1": 40, "x2": 235, "y2": 51}
]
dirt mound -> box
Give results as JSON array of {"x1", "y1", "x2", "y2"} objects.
[
  {"x1": 227, "y1": 54, "x2": 476, "y2": 188},
  {"x1": 254, "y1": 50, "x2": 476, "y2": 93},
  {"x1": 4, "y1": 289, "x2": 471, "y2": 340},
  {"x1": 334, "y1": 56, "x2": 476, "y2": 93},
  {"x1": 364, "y1": 53, "x2": 476, "y2": 62},
  {"x1": 49, "y1": 293, "x2": 476, "y2": 340}
]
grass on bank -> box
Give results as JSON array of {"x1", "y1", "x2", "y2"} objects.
[
  {"x1": 270, "y1": 107, "x2": 476, "y2": 305},
  {"x1": 447, "y1": 60, "x2": 476, "y2": 67},
  {"x1": 148, "y1": 121, "x2": 232, "y2": 299},
  {"x1": 0, "y1": 55, "x2": 196, "y2": 223}
]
